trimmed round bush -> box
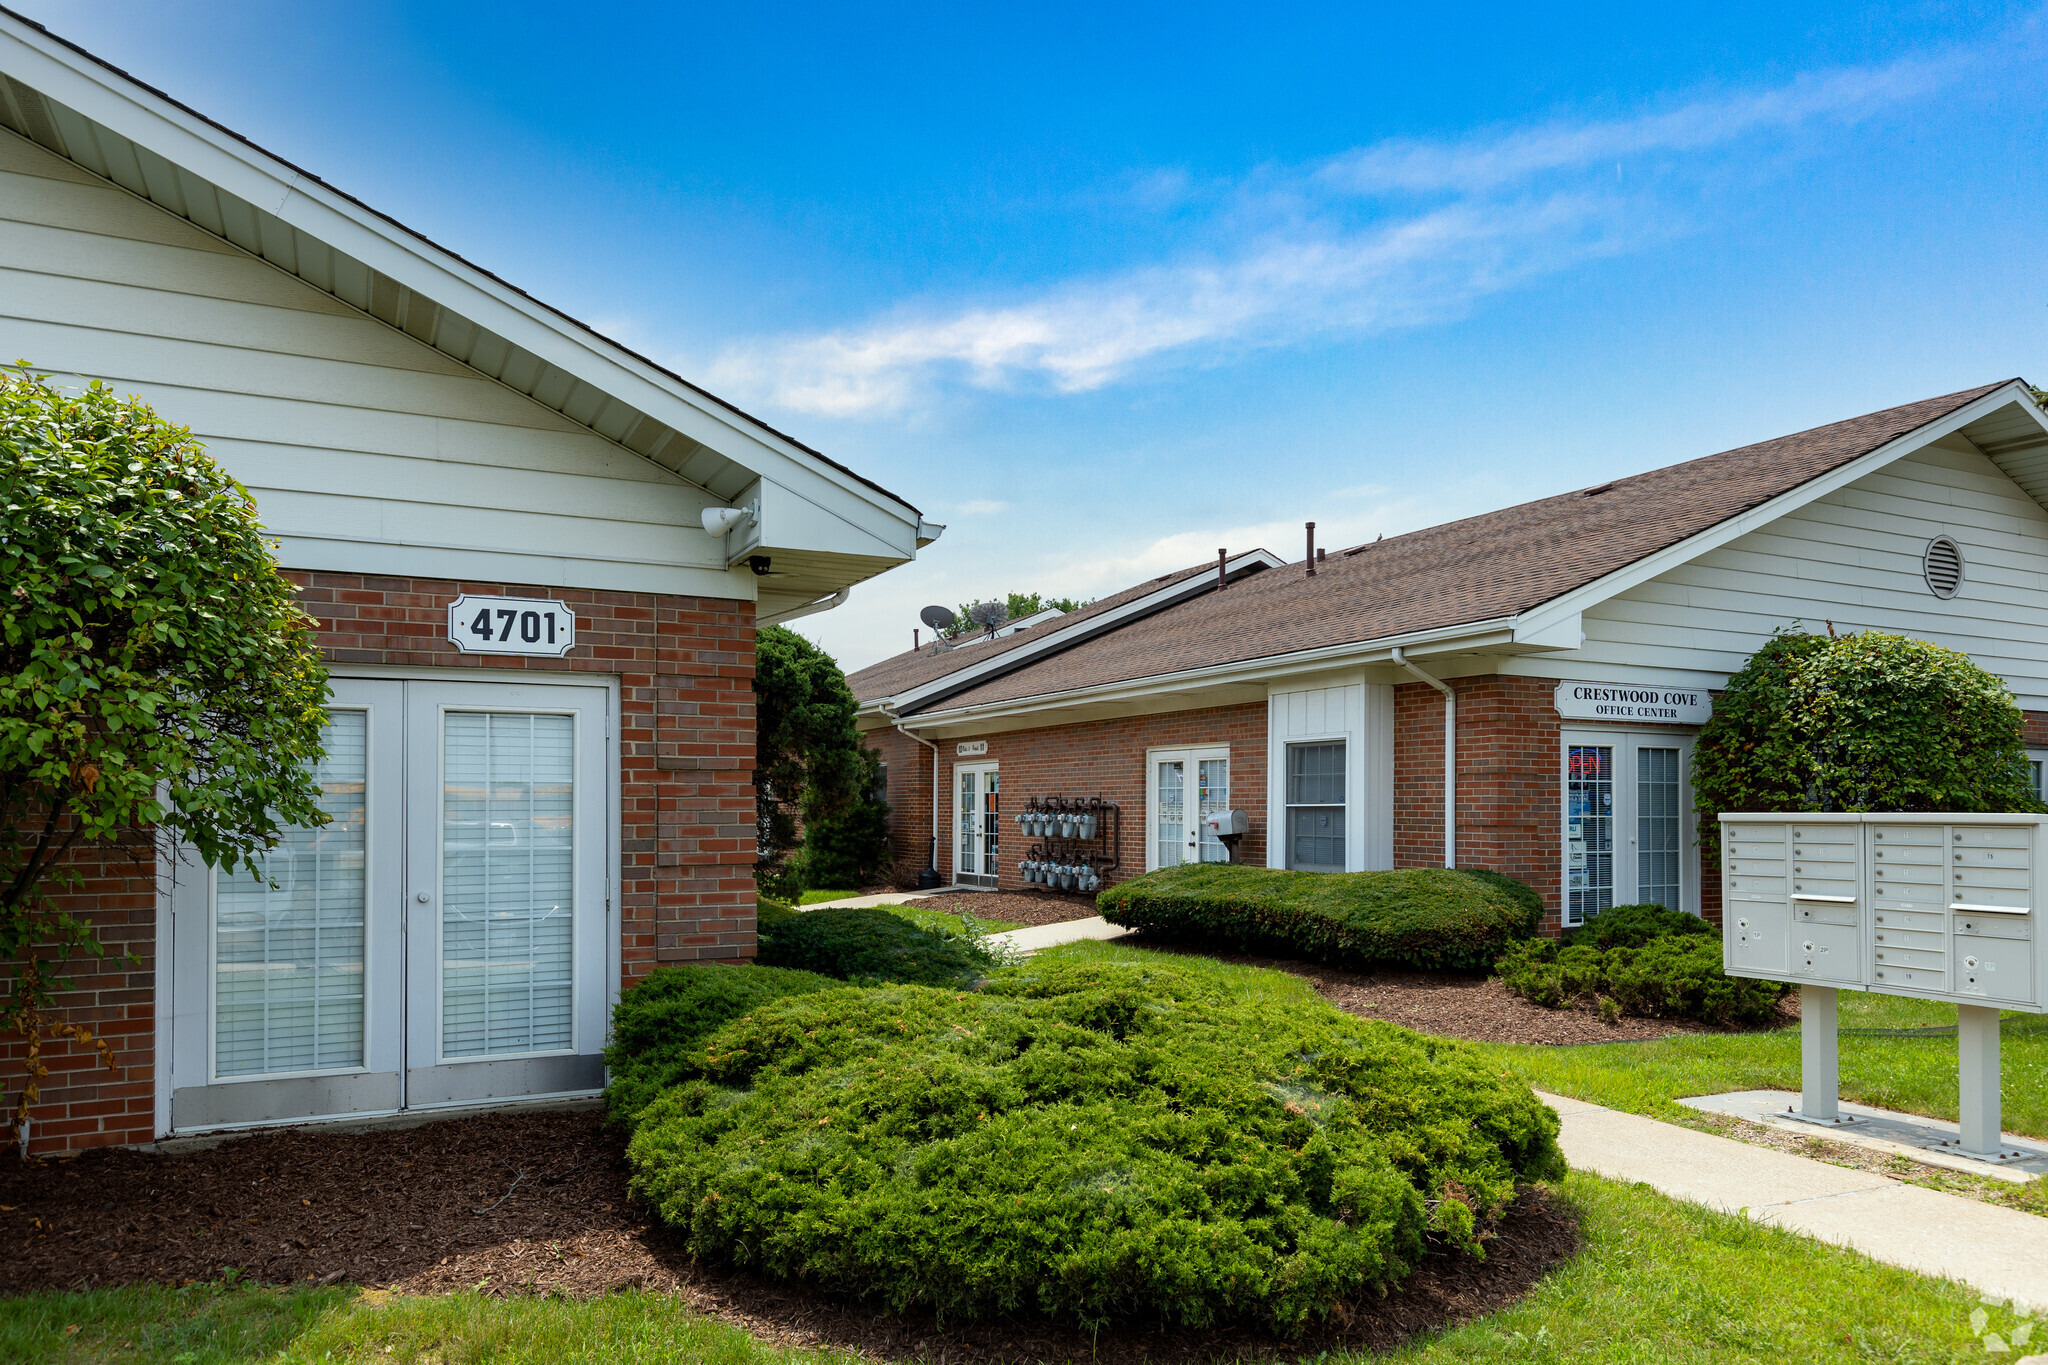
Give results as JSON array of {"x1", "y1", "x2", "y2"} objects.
[
  {"x1": 1096, "y1": 864, "x2": 1540, "y2": 971},
  {"x1": 603, "y1": 962, "x2": 845, "y2": 1128},
  {"x1": 1694, "y1": 630, "x2": 2042, "y2": 861},
  {"x1": 625, "y1": 954, "x2": 1563, "y2": 1333},
  {"x1": 757, "y1": 904, "x2": 996, "y2": 988}
]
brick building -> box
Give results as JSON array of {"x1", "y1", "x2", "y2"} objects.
[
  {"x1": 853, "y1": 383, "x2": 2048, "y2": 945},
  {"x1": 0, "y1": 15, "x2": 935, "y2": 1152}
]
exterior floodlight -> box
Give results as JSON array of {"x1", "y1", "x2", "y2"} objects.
[{"x1": 701, "y1": 505, "x2": 754, "y2": 536}]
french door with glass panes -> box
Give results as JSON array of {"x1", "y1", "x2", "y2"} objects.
[
  {"x1": 1560, "y1": 729, "x2": 1696, "y2": 926},
  {"x1": 166, "y1": 678, "x2": 610, "y2": 1132},
  {"x1": 954, "y1": 763, "x2": 999, "y2": 888},
  {"x1": 1147, "y1": 746, "x2": 1230, "y2": 871}
]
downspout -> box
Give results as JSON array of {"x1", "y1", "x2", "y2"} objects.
[
  {"x1": 878, "y1": 701, "x2": 942, "y2": 887},
  {"x1": 1391, "y1": 647, "x2": 1455, "y2": 869}
]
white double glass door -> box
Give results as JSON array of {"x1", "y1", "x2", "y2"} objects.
[
  {"x1": 1561, "y1": 729, "x2": 1694, "y2": 926},
  {"x1": 167, "y1": 678, "x2": 610, "y2": 1132},
  {"x1": 1148, "y1": 747, "x2": 1230, "y2": 870},
  {"x1": 954, "y1": 764, "x2": 999, "y2": 887}
]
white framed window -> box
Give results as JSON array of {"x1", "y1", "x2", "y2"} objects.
[
  {"x1": 2028, "y1": 749, "x2": 2046, "y2": 803},
  {"x1": 1285, "y1": 741, "x2": 1347, "y2": 872},
  {"x1": 1562, "y1": 728, "x2": 1697, "y2": 925}
]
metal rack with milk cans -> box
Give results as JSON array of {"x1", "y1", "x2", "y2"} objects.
[{"x1": 1015, "y1": 797, "x2": 1121, "y2": 894}]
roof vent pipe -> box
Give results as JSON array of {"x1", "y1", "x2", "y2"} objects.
[
  {"x1": 1390, "y1": 647, "x2": 1455, "y2": 869},
  {"x1": 1217, "y1": 548, "x2": 1228, "y2": 590},
  {"x1": 1306, "y1": 522, "x2": 1316, "y2": 577}
]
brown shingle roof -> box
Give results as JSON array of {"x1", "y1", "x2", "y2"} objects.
[
  {"x1": 909, "y1": 381, "x2": 2014, "y2": 715},
  {"x1": 846, "y1": 560, "x2": 1224, "y2": 702}
]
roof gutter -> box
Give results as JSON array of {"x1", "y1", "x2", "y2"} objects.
[
  {"x1": 865, "y1": 614, "x2": 1522, "y2": 730},
  {"x1": 758, "y1": 588, "x2": 850, "y2": 627},
  {"x1": 1391, "y1": 647, "x2": 1455, "y2": 870},
  {"x1": 877, "y1": 701, "x2": 942, "y2": 888}
]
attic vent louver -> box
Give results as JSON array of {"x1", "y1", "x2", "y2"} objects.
[{"x1": 1923, "y1": 535, "x2": 1964, "y2": 599}]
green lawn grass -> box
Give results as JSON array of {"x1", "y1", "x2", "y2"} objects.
[
  {"x1": 795, "y1": 890, "x2": 1028, "y2": 935},
  {"x1": 1, "y1": 1173, "x2": 2021, "y2": 1364},
  {"x1": 1472, "y1": 988, "x2": 2048, "y2": 1139},
  {"x1": 9, "y1": 943, "x2": 2031, "y2": 1362}
]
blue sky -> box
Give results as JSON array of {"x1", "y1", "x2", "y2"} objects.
[{"x1": 26, "y1": 1, "x2": 2048, "y2": 669}]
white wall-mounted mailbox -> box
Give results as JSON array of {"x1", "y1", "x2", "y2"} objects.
[{"x1": 1720, "y1": 812, "x2": 2044, "y2": 1160}]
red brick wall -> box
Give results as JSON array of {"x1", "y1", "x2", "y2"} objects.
[
  {"x1": 1393, "y1": 675, "x2": 1711, "y2": 936},
  {"x1": 7, "y1": 571, "x2": 757, "y2": 1154},
  {"x1": 871, "y1": 703, "x2": 1268, "y2": 889},
  {"x1": 0, "y1": 834, "x2": 159, "y2": 1155}
]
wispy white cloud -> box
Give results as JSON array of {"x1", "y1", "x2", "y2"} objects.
[
  {"x1": 1314, "y1": 58, "x2": 1953, "y2": 196},
  {"x1": 707, "y1": 53, "x2": 1957, "y2": 418}
]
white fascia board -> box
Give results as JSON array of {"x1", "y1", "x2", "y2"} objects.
[
  {"x1": 883, "y1": 550, "x2": 1286, "y2": 711},
  {"x1": 0, "y1": 16, "x2": 923, "y2": 542},
  {"x1": 1511, "y1": 611, "x2": 1582, "y2": 649},
  {"x1": 893, "y1": 617, "x2": 1520, "y2": 732},
  {"x1": 1507, "y1": 381, "x2": 2041, "y2": 643}
]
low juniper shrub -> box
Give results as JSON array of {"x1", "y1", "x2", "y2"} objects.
[
  {"x1": 1560, "y1": 902, "x2": 1715, "y2": 950},
  {"x1": 603, "y1": 962, "x2": 845, "y2": 1129},
  {"x1": 623, "y1": 953, "x2": 1563, "y2": 1333},
  {"x1": 757, "y1": 904, "x2": 997, "y2": 988},
  {"x1": 1497, "y1": 905, "x2": 1786, "y2": 1025},
  {"x1": 1096, "y1": 863, "x2": 1541, "y2": 971}
]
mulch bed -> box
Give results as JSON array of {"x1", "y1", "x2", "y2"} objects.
[
  {"x1": 1141, "y1": 944, "x2": 1799, "y2": 1044},
  {"x1": 912, "y1": 890, "x2": 1104, "y2": 928},
  {"x1": 0, "y1": 1108, "x2": 1578, "y2": 1362}
]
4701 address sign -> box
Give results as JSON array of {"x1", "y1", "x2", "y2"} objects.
[{"x1": 447, "y1": 594, "x2": 577, "y2": 657}]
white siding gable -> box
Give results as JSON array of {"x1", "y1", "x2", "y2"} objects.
[
  {"x1": 0, "y1": 127, "x2": 750, "y2": 599},
  {"x1": 1266, "y1": 672, "x2": 1395, "y2": 871},
  {"x1": 1528, "y1": 435, "x2": 2048, "y2": 707}
]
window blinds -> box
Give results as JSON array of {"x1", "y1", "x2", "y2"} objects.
[
  {"x1": 440, "y1": 712, "x2": 575, "y2": 1058},
  {"x1": 214, "y1": 709, "x2": 368, "y2": 1078}
]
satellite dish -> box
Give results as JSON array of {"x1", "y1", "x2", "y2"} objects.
[
  {"x1": 967, "y1": 600, "x2": 1011, "y2": 631},
  {"x1": 920, "y1": 605, "x2": 957, "y2": 631}
]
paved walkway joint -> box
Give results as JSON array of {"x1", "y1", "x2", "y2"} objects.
[{"x1": 1538, "y1": 1089, "x2": 2048, "y2": 1311}]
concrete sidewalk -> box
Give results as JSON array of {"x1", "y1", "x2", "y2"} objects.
[
  {"x1": 987, "y1": 916, "x2": 1135, "y2": 954},
  {"x1": 796, "y1": 889, "x2": 966, "y2": 910},
  {"x1": 1540, "y1": 1090, "x2": 2048, "y2": 1310},
  {"x1": 795, "y1": 894, "x2": 1135, "y2": 957}
]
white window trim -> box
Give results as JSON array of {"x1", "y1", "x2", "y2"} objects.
[
  {"x1": 1281, "y1": 735, "x2": 1350, "y2": 873},
  {"x1": 2028, "y1": 749, "x2": 2048, "y2": 804},
  {"x1": 1559, "y1": 726, "x2": 1700, "y2": 926}
]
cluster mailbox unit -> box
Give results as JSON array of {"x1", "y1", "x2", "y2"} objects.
[{"x1": 1721, "y1": 812, "x2": 2044, "y2": 1158}]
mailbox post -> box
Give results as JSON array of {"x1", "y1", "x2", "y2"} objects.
[{"x1": 1721, "y1": 812, "x2": 2044, "y2": 1159}]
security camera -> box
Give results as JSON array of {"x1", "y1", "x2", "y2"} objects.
[
  {"x1": 748, "y1": 555, "x2": 772, "y2": 576},
  {"x1": 700, "y1": 505, "x2": 754, "y2": 536}
]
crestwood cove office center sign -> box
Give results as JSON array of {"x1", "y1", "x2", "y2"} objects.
[{"x1": 1554, "y1": 680, "x2": 1714, "y2": 725}]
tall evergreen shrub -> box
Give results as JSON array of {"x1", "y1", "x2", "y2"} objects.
[{"x1": 1693, "y1": 630, "x2": 2041, "y2": 861}]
